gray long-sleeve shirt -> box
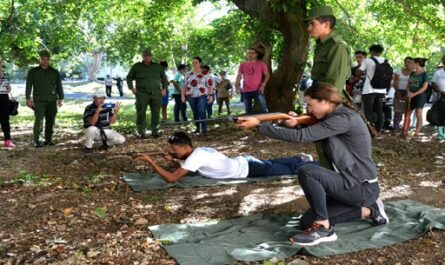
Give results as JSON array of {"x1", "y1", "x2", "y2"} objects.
[{"x1": 258, "y1": 105, "x2": 377, "y2": 189}]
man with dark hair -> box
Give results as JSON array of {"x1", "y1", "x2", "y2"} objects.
[
  {"x1": 127, "y1": 48, "x2": 168, "y2": 138},
  {"x1": 26, "y1": 50, "x2": 64, "y2": 147},
  {"x1": 357, "y1": 44, "x2": 392, "y2": 133},
  {"x1": 136, "y1": 131, "x2": 312, "y2": 183},
  {"x1": 306, "y1": 6, "x2": 351, "y2": 99},
  {"x1": 346, "y1": 51, "x2": 367, "y2": 104}
]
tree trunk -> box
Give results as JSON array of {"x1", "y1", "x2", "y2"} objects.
[
  {"x1": 84, "y1": 51, "x2": 103, "y2": 81},
  {"x1": 232, "y1": 0, "x2": 309, "y2": 112}
]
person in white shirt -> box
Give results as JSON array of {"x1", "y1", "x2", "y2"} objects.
[
  {"x1": 430, "y1": 54, "x2": 445, "y2": 140},
  {"x1": 136, "y1": 131, "x2": 312, "y2": 182},
  {"x1": 104, "y1": 75, "x2": 113, "y2": 97},
  {"x1": 393, "y1": 57, "x2": 413, "y2": 131},
  {"x1": 357, "y1": 44, "x2": 389, "y2": 133}
]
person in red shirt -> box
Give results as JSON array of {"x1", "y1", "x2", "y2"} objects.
[{"x1": 235, "y1": 47, "x2": 270, "y2": 114}]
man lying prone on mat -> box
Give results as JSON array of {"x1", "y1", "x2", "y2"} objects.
[{"x1": 135, "y1": 131, "x2": 314, "y2": 183}]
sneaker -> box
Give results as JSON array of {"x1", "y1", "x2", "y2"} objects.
[
  {"x1": 137, "y1": 134, "x2": 146, "y2": 140},
  {"x1": 152, "y1": 132, "x2": 161, "y2": 138},
  {"x1": 370, "y1": 199, "x2": 389, "y2": 226},
  {"x1": 4, "y1": 140, "x2": 16, "y2": 148},
  {"x1": 34, "y1": 141, "x2": 43, "y2": 148},
  {"x1": 289, "y1": 223, "x2": 337, "y2": 246},
  {"x1": 82, "y1": 147, "x2": 93, "y2": 153},
  {"x1": 43, "y1": 140, "x2": 55, "y2": 146},
  {"x1": 99, "y1": 144, "x2": 109, "y2": 151},
  {"x1": 296, "y1": 153, "x2": 313, "y2": 162}
]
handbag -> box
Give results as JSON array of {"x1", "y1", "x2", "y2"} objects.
[
  {"x1": 9, "y1": 93, "x2": 19, "y2": 116},
  {"x1": 427, "y1": 97, "x2": 445, "y2": 126}
]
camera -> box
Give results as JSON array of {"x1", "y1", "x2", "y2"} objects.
[{"x1": 103, "y1": 103, "x2": 115, "y2": 110}]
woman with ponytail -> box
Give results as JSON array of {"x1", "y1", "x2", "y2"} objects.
[{"x1": 237, "y1": 82, "x2": 387, "y2": 246}]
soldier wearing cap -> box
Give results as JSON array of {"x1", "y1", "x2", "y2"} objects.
[
  {"x1": 26, "y1": 50, "x2": 64, "y2": 147},
  {"x1": 126, "y1": 48, "x2": 168, "y2": 138},
  {"x1": 306, "y1": 6, "x2": 351, "y2": 99}
]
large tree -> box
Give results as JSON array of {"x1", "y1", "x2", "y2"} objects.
[{"x1": 231, "y1": 0, "x2": 309, "y2": 112}]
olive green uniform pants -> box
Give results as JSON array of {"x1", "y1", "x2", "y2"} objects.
[
  {"x1": 33, "y1": 101, "x2": 58, "y2": 142},
  {"x1": 136, "y1": 91, "x2": 161, "y2": 135}
]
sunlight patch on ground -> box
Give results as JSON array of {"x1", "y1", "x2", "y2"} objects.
[
  {"x1": 409, "y1": 172, "x2": 430, "y2": 177},
  {"x1": 238, "y1": 186, "x2": 304, "y2": 215},
  {"x1": 434, "y1": 155, "x2": 444, "y2": 168},
  {"x1": 380, "y1": 184, "x2": 413, "y2": 199},
  {"x1": 419, "y1": 181, "x2": 442, "y2": 188},
  {"x1": 192, "y1": 188, "x2": 237, "y2": 200}
]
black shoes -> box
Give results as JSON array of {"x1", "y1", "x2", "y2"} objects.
[
  {"x1": 152, "y1": 132, "x2": 161, "y2": 138},
  {"x1": 82, "y1": 147, "x2": 93, "y2": 153},
  {"x1": 43, "y1": 140, "x2": 55, "y2": 146},
  {"x1": 370, "y1": 199, "x2": 389, "y2": 226},
  {"x1": 34, "y1": 141, "x2": 43, "y2": 148},
  {"x1": 137, "y1": 134, "x2": 147, "y2": 139},
  {"x1": 99, "y1": 144, "x2": 109, "y2": 151},
  {"x1": 289, "y1": 223, "x2": 337, "y2": 246}
]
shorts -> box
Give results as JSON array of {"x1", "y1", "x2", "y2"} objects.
[
  {"x1": 161, "y1": 91, "x2": 169, "y2": 106},
  {"x1": 410, "y1": 92, "x2": 427, "y2": 110}
]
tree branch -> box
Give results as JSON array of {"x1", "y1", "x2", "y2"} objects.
[
  {"x1": 333, "y1": 0, "x2": 357, "y2": 34},
  {"x1": 395, "y1": 0, "x2": 444, "y2": 37}
]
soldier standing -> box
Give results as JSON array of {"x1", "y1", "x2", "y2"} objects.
[
  {"x1": 306, "y1": 6, "x2": 351, "y2": 99},
  {"x1": 26, "y1": 50, "x2": 64, "y2": 147},
  {"x1": 126, "y1": 48, "x2": 168, "y2": 138}
]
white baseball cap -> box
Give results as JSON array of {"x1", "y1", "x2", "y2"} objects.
[{"x1": 93, "y1": 90, "x2": 106, "y2": 98}]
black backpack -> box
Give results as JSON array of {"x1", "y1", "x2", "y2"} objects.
[{"x1": 370, "y1": 57, "x2": 393, "y2": 89}]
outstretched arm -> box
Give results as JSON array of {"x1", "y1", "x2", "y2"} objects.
[{"x1": 136, "y1": 154, "x2": 189, "y2": 183}]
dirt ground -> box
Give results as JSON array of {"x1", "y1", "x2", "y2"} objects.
[{"x1": 0, "y1": 124, "x2": 444, "y2": 265}]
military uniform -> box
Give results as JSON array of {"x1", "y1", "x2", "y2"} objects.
[
  {"x1": 126, "y1": 61, "x2": 168, "y2": 136},
  {"x1": 25, "y1": 65, "x2": 64, "y2": 144},
  {"x1": 311, "y1": 31, "x2": 352, "y2": 99},
  {"x1": 306, "y1": 6, "x2": 352, "y2": 169}
]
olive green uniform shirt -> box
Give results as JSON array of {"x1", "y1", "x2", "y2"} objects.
[
  {"x1": 25, "y1": 66, "x2": 64, "y2": 101},
  {"x1": 126, "y1": 62, "x2": 168, "y2": 94},
  {"x1": 311, "y1": 31, "x2": 351, "y2": 98}
]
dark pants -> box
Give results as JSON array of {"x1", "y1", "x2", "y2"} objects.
[
  {"x1": 135, "y1": 91, "x2": 161, "y2": 135},
  {"x1": 0, "y1": 95, "x2": 11, "y2": 140},
  {"x1": 297, "y1": 163, "x2": 380, "y2": 230},
  {"x1": 172, "y1": 94, "x2": 187, "y2": 122},
  {"x1": 243, "y1": 90, "x2": 268, "y2": 114},
  {"x1": 188, "y1": 95, "x2": 207, "y2": 133},
  {"x1": 245, "y1": 155, "x2": 312, "y2": 178},
  {"x1": 105, "y1": 86, "x2": 112, "y2": 97},
  {"x1": 33, "y1": 101, "x2": 58, "y2": 142},
  {"x1": 383, "y1": 104, "x2": 392, "y2": 130},
  {"x1": 362, "y1": 93, "x2": 384, "y2": 132},
  {"x1": 217, "y1": 97, "x2": 230, "y2": 115},
  {"x1": 117, "y1": 85, "x2": 123, "y2": 97},
  {"x1": 207, "y1": 96, "x2": 214, "y2": 118}
]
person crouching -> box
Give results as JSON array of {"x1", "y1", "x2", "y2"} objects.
[{"x1": 82, "y1": 90, "x2": 125, "y2": 153}]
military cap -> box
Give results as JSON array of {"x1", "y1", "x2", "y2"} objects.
[
  {"x1": 141, "y1": 48, "x2": 152, "y2": 56},
  {"x1": 305, "y1": 6, "x2": 335, "y2": 21},
  {"x1": 39, "y1": 50, "x2": 51, "y2": 58}
]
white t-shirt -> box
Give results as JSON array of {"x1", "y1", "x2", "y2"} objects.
[
  {"x1": 359, "y1": 56, "x2": 387, "y2": 94},
  {"x1": 105, "y1": 77, "x2": 113, "y2": 86},
  {"x1": 431, "y1": 68, "x2": 445, "y2": 92},
  {"x1": 181, "y1": 147, "x2": 249, "y2": 179},
  {"x1": 395, "y1": 69, "x2": 410, "y2": 91}
]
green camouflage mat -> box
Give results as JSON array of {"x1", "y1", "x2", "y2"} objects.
[
  {"x1": 149, "y1": 200, "x2": 445, "y2": 265},
  {"x1": 123, "y1": 172, "x2": 298, "y2": 191}
]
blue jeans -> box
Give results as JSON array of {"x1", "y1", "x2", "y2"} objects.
[
  {"x1": 297, "y1": 163, "x2": 380, "y2": 230},
  {"x1": 207, "y1": 96, "x2": 214, "y2": 118},
  {"x1": 245, "y1": 155, "x2": 310, "y2": 178},
  {"x1": 172, "y1": 94, "x2": 187, "y2": 122},
  {"x1": 188, "y1": 95, "x2": 207, "y2": 132},
  {"x1": 243, "y1": 90, "x2": 268, "y2": 114}
]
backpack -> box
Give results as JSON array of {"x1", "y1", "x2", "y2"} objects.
[{"x1": 370, "y1": 57, "x2": 393, "y2": 89}]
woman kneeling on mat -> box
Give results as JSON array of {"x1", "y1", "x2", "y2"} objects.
[{"x1": 237, "y1": 82, "x2": 388, "y2": 246}]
